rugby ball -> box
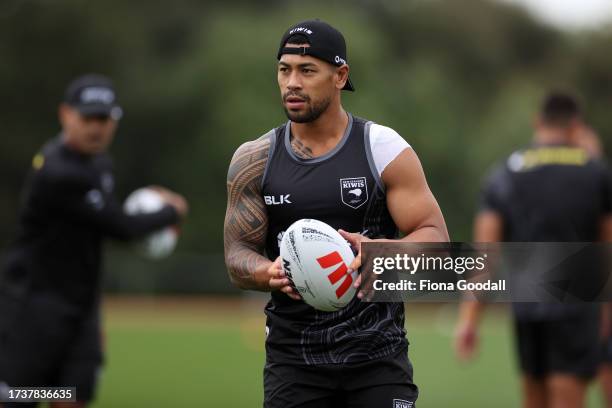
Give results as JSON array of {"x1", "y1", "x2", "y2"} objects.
[
  {"x1": 123, "y1": 188, "x2": 178, "y2": 259},
  {"x1": 280, "y1": 219, "x2": 357, "y2": 312}
]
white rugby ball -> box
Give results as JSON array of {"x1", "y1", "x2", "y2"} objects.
[
  {"x1": 280, "y1": 219, "x2": 357, "y2": 312},
  {"x1": 123, "y1": 188, "x2": 178, "y2": 259}
]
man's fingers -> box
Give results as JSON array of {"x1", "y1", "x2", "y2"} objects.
[
  {"x1": 280, "y1": 286, "x2": 301, "y2": 300},
  {"x1": 454, "y1": 327, "x2": 477, "y2": 361},
  {"x1": 269, "y1": 254, "x2": 305, "y2": 300},
  {"x1": 338, "y1": 228, "x2": 351, "y2": 239},
  {"x1": 338, "y1": 229, "x2": 361, "y2": 248},
  {"x1": 457, "y1": 339, "x2": 474, "y2": 361},
  {"x1": 269, "y1": 258, "x2": 283, "y2": 275},
  {"x1": 353, "y1": 273, "x2": 362, "y2": 288},
  {"x1": 357, "y1": 273, "x2": 369, "y2": 299},
  {"x1": 339, "y1": 230, "x2": 364, "y2": 272},
  {"x1": 356, "y1": 263, "x2": 377, "y2": 299},
  {"x1": 358, "y1": 289, "x2": 366, "y2": 300},
  {"x1": 273, "y1": 256, "x2": 283, "y2": 270},
  {"x1": 270, "y1": 261, "x2": 302, "y2": 300},
  {"x1": 269, "y1": 277, "x2": 290, "y2": 290},
  {"x1": 349, "y1": 252, "x2": 362, "y2": 271}
]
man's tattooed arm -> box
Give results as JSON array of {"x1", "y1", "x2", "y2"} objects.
[{"x1": 224, "y1": 135, "x2": 273, "y2": 290}]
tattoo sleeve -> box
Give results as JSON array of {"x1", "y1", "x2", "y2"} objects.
[{"x1": 224, "y1": 135, "x2": 272, "y2": 290}]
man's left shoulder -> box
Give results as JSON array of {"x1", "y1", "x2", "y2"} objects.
[
  {"x1": 370, "y1": 122, "x2": 409, "y2": 142},
  {"x1": 353, "y1": 116, "x2": 410, "y2": 147},
  {"x1": 361, "y1": 120, "x2": 412, "y2": 179}
]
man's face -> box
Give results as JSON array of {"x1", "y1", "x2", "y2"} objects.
[
  {"x1": 59, "y1": 104, "x2": 118, "y2": 155},
  {"x1": 278, "y1": 44, "x2": 339, "y2": 123}
]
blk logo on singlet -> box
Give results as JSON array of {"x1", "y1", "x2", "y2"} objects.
[
  {"x1": 340, "y1": 177, "x2": 368, "y2": 209},
  {"x1": 316, "y1": 251, "x2": 353, "y2": 299},
  {"x1": 264, "y1": 194, "x2": 292, "y2": 205}
]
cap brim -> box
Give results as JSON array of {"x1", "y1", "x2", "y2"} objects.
[
  {"x1": 74, "y1": 103, "x2": 123, "y2": 119},
  {"x1": 343, "y1": 76, "x2": 355, "y2": 92}
]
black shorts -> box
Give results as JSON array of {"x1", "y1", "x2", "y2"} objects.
[
  {"x1": 264, "y1": 348, "x2": 418, "y2": 408},
  {"x1": 514, "y1": 312, "x2": 600, "y2": 380},
  {"x1": 0, "y1": 291, "x2": 103, "y2": 407}
]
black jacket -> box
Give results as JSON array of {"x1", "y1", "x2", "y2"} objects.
[{"x1": 0, "y1": 137, "x2": 179, "y2": 308}]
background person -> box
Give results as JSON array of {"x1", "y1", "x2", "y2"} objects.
[
  {"x1": 454, "y1": 92, "x2": 612, "y2": 408},
  {"x1": 0, "y1": 74, "x2": 188, "y2": 408}
]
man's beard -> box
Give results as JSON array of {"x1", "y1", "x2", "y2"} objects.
[{"x1": 283, "y1": 94, "x2": 331, "y2": 123}]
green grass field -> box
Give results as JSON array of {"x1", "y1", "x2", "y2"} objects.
[{"x1": 91, "y1": 297, "x2": 604, "y2": 407}]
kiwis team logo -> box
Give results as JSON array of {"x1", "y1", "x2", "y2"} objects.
[{"x1": 339, "y1": 177, "x2": 368, "y2": 209}]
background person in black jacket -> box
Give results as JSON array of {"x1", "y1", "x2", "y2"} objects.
[{"x1": 0, "y1": 74, "x2": 188, "y2": 408}]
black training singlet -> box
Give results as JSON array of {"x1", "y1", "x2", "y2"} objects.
[{"x1": 261, "y1": 113, "x2": 408, "y2": 365}]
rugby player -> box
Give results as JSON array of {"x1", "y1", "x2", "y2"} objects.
[{"x1": 224, "y1": 19, "x2": 448, "y2": 407}]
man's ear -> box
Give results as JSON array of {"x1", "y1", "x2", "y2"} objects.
[{"x1": 335, "y1": 65, "x2": 350, "y2": 90}]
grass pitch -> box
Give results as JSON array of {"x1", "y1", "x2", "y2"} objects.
[{"x1": 91, "y1": 297, "x2": 603, "y2": 407}]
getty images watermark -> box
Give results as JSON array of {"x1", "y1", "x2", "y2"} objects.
[
  {"x1": 371, "y1": 251, "x2": 504, "y2": 292},
  {"x1": 359, "y1": 242, "x2": 612, "y2": 302}
]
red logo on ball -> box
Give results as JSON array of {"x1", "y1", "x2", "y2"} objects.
[{"x1": 316, "y1": 251, "x2": 353, "y2": 299}]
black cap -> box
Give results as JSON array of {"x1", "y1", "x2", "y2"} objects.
[
  {"x1": 277, "y1": 19, "x2": 355, "y2": 92},
  {"x1": 64, "y1": 74, "x2": 123, "y2": 119}
]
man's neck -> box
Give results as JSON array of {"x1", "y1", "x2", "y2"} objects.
[
  {"x1": 61, "y1": 133, "x2": 91, "y2": 157},
  {"x1": 534, "y1": 128, "x2": 570, "y2": 146},
  {"x1": 290, "y1": 103, "x2": 349, "y2": 146}
]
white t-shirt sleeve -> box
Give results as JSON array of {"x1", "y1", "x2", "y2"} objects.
[{"x1": 369, "y1": 124, "x2": 411, "y2": 178}]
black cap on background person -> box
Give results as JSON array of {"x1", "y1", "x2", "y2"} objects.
[
  {"x1": 59, "y1": 74, "x2": 122, "y2": 156},
  {"x1": 64, "y1": 73, "x2": 123, "y2": 120},
  {"x1": 277, "y1": 19, "x2": 355, "y2": 91}
]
